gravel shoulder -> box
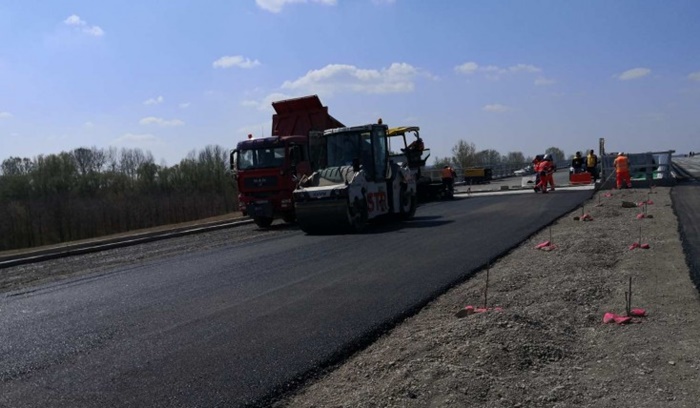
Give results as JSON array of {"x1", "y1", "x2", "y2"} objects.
[
  {"x1": 275, "y1": 187, "x2": 700, "y2": 408},
  {"x1": 0, "y1": 212, "x2": 292, "y2": 294}
]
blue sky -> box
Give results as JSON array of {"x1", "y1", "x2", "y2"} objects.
[{"x1": 1, "y1": 0, "x2": 699, "y2": 166}]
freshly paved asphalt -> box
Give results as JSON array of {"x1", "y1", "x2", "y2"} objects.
[
  {"x1": 671, "y1": 156, "x2": 700, "y2": 292},
  {"x1": 0, "y1": 189, "x2": 605, "y2": 408}
]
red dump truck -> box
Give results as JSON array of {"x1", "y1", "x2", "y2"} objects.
[{"x1": 230, "y1": 95, "x2": 344, "y2": 228}]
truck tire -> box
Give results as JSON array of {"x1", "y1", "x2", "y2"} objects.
[
  {"x1": 253, "y1": 216, "x2": 274, "y2": 228},
  {"x1": 399, "y1": 184, "x2": 416, "y2": 220},
  {"x1": 347, "y1": 196, "x2": 368, "y2": 233}
]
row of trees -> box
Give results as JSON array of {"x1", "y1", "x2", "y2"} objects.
[
  {"x1": 432, "y1": 140, "x2": 566, "y2": 170},
  {"x1": 0, "y1": 146, "x2": 237, "y2": 251}
]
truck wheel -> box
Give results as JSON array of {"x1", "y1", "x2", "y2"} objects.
[
  {"x1": 347, "y1": 197, "x2": 367, "y2": 233},
  {"x1": 253, "y1": 217, "x2": 273, "y2": 228},
  {"x1": 282, "y1": 214, "x2": 296, "y2": 224},
  {"x1": 399, "y1": 185, "x2": 416, "y2": 220}
]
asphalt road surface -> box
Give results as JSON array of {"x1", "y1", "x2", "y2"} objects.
[
  {"x1": 456, "y1": 169, "x2": 575, "y2": 194},
  {"x1": 0, "y1": 190, "x2": 592, "y2": 407},
  {"x1": 671, "y1": 156, "x2": 700, "y2": 289},
  {"x1": 672, "y1": 183, "x2": 700, "y2": 291}
]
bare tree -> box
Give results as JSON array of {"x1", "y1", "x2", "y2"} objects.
[
  {"x1": 504, "y1": 151, "x2": 526, "y2": 166},
  {"x1": 451, "y1": 140, "x2": 476, "y2": 169},
  {"x1": 1, "y1": 157, "x2": 34, "y2": 176},
  {"x1": 105, "y1": 147, "x2": 119, "y2": 173},
  {"x1": 475, "y1": 149, "x2": 501, "y2": 166},
  {"x1": 545, "y1": 147, "x2": 566, "y2": 163},
  {"x1": 432, "y1": 156, "x2": 453, "y2": 169},
  {"x1": 119, "y1": 148, "x2": 154, "y2": 180},
  {"x1": 72, "y1": 147, "x2": 106, "y2": 176}
]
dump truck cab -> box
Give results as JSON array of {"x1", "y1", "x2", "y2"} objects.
[
  {"x1": 233, "y1": 135, "x2": 311, "y2": 226},
  {"x1": 230, "y1": 95, "x2": 342, "y2": 228}
]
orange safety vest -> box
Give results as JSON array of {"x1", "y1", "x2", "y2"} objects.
[
  {"x1": 614, "y1": 156, "x2": 629, "y2": 172},
  {"x1": 441, "y1": 167, "x2": 454, "y2": 178}
]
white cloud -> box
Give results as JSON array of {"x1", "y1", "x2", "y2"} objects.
[
  {"x1": 139, "y1": 116, "x2": 185, "y2": 127},
  {"x1": 0, "y1": 111, "x2": 12, "y2": 119},
  {"x1": 82, "y1": 26, "x2": 104, "y2": 37},
  {"x1": 372, "y1": 0, "x2": 397, "y2": 4},
  {"x1": 63, "y1": 14, "x2": 104, "y2": 37},
  {"x1": 143, "y1": 96, "x2": 164, "y2": 105},
  {"x1": 241, "y1": 92, "x2": 293, "y2": 111},
  {"x1": 454, "y1": 62, "x2": 479, "y2": 74},
  {"x1": 281, "y1": 62, "x2": 425, "y2": 95},
  {"x1": 83, "y1": 121, "x2": 94, "y2": 128},
  {"x1": 113, "y1": 133, "x2": 161, "y2": 145},
  {"x1": 534, "y1": 77, "x2": 556, "y2": 86},
  {"x1": 618, "y1": 67, "x2": 651, "y2": 81},
  {"x1": 212, "y1": 55, "x2": 261, "y2": 69},
  {"x1": 481, "y1": 65, "x2": 505, "y2": 74},
  {"x1": 509, "y1": 64, "x2": 541, "y2": 73},
  {"x1": 455, "y1": 62, "x2": 542, "y2": 80},
  {"x1": 256, "y1": 0, "x2": 337, "y2": 13},
  {"x1": 179, "y1": 102, "x2": 191, "y2": 109},
  {"x1": 688, "y1": 71, "x2": 700, "y2": 82},
  {"x1": 64, "y1": 15, "x2": 85, "y2": 26},
  {"x1": 483, "y1": 104, "x2": 510, "y2": 113}
]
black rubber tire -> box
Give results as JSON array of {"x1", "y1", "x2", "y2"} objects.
[
  {"x1": 347, "y1": 197, "x2": 368, "y2": 233},
  {"x1": 253, "y1": 217, "x2": 274, "y2": 228},
  {"x1": 399, "y1": 185, "x2": 417, "y2": 220}
]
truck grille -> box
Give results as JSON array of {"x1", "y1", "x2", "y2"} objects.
[{"x1": 243, "y1": 176, "x2": 278, "y2": 189}]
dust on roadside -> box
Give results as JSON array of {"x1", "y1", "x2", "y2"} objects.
[
  {"x1": 0, "y1": 212, "x2": 245, "y2": 259},
  {"x1": 276, "y1": 187, "x2": 700, "y2": 408},
  {"x1": 0, "y1": 211, "x2": 298, "y2": 294}
]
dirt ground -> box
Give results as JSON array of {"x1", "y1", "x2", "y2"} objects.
[{"x1": 274, "y1": 187, "x2": 700, "y2": 408}]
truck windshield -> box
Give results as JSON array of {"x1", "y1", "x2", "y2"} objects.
[{"x1": 237, "y1": 147, "x2": 286, "y2": 170}]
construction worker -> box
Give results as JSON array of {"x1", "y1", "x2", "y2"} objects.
[
  {"x1": 534, "y1": 157, "x2": 549, "y2": 193},
  {"x1": 407, "y1": 136, "x2": 424, "y2": 153},
  {"x1": 405, "y1": 137, "x2": 425, "y2": 165},
  {"x1": 532, "y1": 155, "x2": 544, "y2": 192},
  {"x1": 614, "y1": 152, "x2": 632, "y2": 189},
  {"x1": 586, "y1": 149, "x2": 599, "y2": 182},
  {"x1": 543, "y1": 154, "x2": 556, "y2": 191},
  {"x1": 571, "y1": 151, "x2": 585, "y2": 174},
  {"x1": 441, "y1": 165, "x2": 455, "y2": 194}
]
